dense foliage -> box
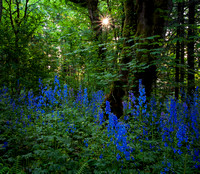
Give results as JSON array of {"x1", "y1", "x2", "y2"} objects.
[
  {"x1": 0, "y1": 0, "x2": 200, "y2": 173},
  {"x1": 0, "y1": 76, "x2": 199, "y2": 173}
]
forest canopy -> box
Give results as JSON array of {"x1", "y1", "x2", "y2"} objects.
[{"x1": 0, "y1": 0, "x2": 199, "y2": 98}]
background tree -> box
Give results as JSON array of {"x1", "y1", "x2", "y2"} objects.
[
  {"x1": 134, "y1": 0, "x2": 172, "y2": 97},
  {"x1": 175, "y1": 0, "x2": 185, "y2": 99},
  {"x1": 165, "y1": 0, "x2": 199, "y2": 98},
  {"x1": 69, "y1": 0, "x2": 106, "y2": 60},
  {"x1": 187, "y1": 0, "x2": 196, "y2": 96},
  {"x1": 0, "y1": 0, "x2": 59, "y2": 93},
  {"x1": 179, "y1": 0, "x2": 185, "y2": 98}
]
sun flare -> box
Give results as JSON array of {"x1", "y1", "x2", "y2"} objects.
[{"x1": 102, "y1": 18, "x2": 109, "y2": 25}]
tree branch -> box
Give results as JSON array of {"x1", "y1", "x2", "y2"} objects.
[
  {"x1": 24, "y1": 0, "x2": 29, "y2": 19},
  {"x1": 8, "y1": 0, "x2": 16, "y2": 34}
]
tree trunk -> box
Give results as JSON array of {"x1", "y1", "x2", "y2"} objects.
[
  {"x1": 187, "y1": 0, "x2": 195, "y2": 96},
  {"x1": 175, "y1": 38, "x2": 180, "y2": 99},
  {"x1": 105, "y1": 0, "x2": 135, "y2": 118},
  {"x1": 120, "y1": 0, "x2": 136, "y2": 92},
  {"x1": 86, "y1": 0, "x2": 100, "y2": 41},
  {"x1": 180, "y1": 1, "x2": 185, "y2": 97},
  {"x1": 175, "y1": 2, "x2": 183, "y2": 99},
  {"x1": 134, "y1": 0, "x2": 172, "y2": 98},
  {"x1": 106, "y1": 0, "x2": 172, "y2": 118}
]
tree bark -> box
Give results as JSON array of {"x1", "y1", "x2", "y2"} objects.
[
  {"x1": 86, "y1": 0, "x2": 100, "y2": 40},
  {"x1": 121, "y1": 0, "x2": 136, "y2": 90},
  {"x1": 175, "y1": 2, "x2": 183, "y2": 99},
  {"x1": 187, "y1": 0, "x2": 195, "y2": 96},
  {"x1": 134, "y1": 0, "x2": 172, "y2": 98}
]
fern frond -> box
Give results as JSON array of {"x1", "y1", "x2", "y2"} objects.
[
  {"x1": 0, "y1": 163, "x2": 9, "y2": 174},
  {"x1": 10, "y1": 156, "x2": 25, "y2": 174},
  {"x1": 76, "y1": 161, "x2": 88, "y2": 174}
]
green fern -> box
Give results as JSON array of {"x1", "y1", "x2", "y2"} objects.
[
  {"x1": 76, "y1": 161, "x2": 88, "y2": 174},
  {"x1": 0, "y1": 163, "x2": 9, "y2": 174},
  {"x1": 11, "y1": 156, "x2": 20, "y2": 174},
  {"x1": 1, "y1": 156, "x2": 25, "y2": 174}
]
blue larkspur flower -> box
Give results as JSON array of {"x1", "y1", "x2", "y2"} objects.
[
  {"x1": 176, "y1": 122, "x2": 188, "y2": 148},
  {"x1": 84, "y1": 140, "x2": 88, "y2": 147},
  {"x1": 116, "y1": 153, "x2": 121, "y2": 161},
  {"x1": 105, "y1": 101, "x2": 111, "y2": 114},
  {"x1": 83, "y1": 88, "x2": 89, "y2": 107},
  {"x1": 54, "y1": 75, "x2": 60, "y2": 88},
  {"x1": 138, "y1": 79, "x2": 146, "y2": 107},
  {"x1": 107, "y1": 113, "x2": 118, "y2": 136},
  {"x1": 99, "y1": 109, "x2": 104, "y2": 125},
  {"x1": 99, "y1": 154, "x2": 103, "y2": 159},
  {"x1": 3, "y1": 142, "x2": 8, "y2": 148}
]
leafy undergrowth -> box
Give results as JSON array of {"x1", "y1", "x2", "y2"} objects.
[{"x1": 0, "y1": 76, "x2": 200, "y2": 174}]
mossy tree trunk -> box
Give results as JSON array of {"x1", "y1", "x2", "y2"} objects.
[
  {"x1": 107, "y1": 0, "x2": 172, "y2": 118},
  {"x1": 134, "y1": 0, "x2": 172, "y2": 97},
  {"x1": 105, "y1": 0, "x2": 135, "y2": 118},
  {"x1": 120, "y1": 0, "x2": 136, "y2": 92}
]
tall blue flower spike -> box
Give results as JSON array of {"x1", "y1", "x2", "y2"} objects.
[
  {"x1": 105, "y1": 101, "x2": 111, "y2": 115},
  {"x1": 83, "y1": 88, "x2": 89, "y2": 107}
]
